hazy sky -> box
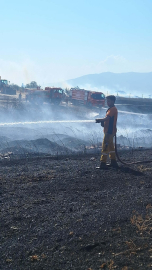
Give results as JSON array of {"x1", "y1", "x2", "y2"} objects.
[{"x1": 1, "y1": 0, "x2": 152, "y2": 85}]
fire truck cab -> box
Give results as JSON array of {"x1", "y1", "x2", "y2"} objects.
[{"x1": 44, "y1": 87, "x2": 65, "y2": 105}]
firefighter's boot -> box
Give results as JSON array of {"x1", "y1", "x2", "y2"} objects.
[
  {"x1": 109, "y1": 159, "x2": 119, "y2": 168},
  {"x1": 96, "y1": 162, "x2": 107, "y2": 170},
  {"x1": 100, "y1": 162, "x2": 107, "y2": 170}
]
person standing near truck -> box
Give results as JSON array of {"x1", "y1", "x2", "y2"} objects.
[
  {"x1": 96, "y1": 95, "x2": 118, "y2": 169},
  {"x1": 19, "y1": 92, "x2": 22, "y2": 102}
]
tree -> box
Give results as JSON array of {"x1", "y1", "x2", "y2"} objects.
[
  {"x1": 25, "y1": 81, "x2": 40, "y2": 89},
  {"x1": 10, "y1": 84, "x2": 21, "y2": 91}
]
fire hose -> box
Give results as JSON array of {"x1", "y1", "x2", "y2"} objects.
[
  {"x1": 114, "y1": 134, "x2": 152, "y2": 165},
  {"x1": 96, "y1": 119, "x2": 152, "y2": 165}
]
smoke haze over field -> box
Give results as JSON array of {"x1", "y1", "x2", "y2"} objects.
[
  {"x1": 2, "y1": 64, "x2": 152, "y2": 99},
  {"x1": 1, "y1": 63, "x2": 152, "y2": 98},
  {"x1": 0, "y1": 102, "x2": 152, "y2": 160}
]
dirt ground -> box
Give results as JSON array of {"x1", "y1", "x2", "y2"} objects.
[{"x1": 1, "y1": 151, "x2": 152, "y2": 270}]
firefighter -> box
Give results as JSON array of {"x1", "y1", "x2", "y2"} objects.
[
  {"x1": 96, "y1": 95, "x2": 118, "y2": 169},
  {"x1": 19, "y1": 92, "x2": 22, "y2": 102}
]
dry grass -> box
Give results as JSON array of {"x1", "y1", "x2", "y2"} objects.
[
  {"x1": 131, "y1": 204, "x2": 152, "y2": 234},
  {"x1": 138, "y1": 165, "x2": 152, "y2": 172}
]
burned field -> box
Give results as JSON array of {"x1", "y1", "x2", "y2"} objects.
[
  {"x1": 1, "y1": 151, "x2": 152, "y2": 270},
  {"x1": 1, "y1": 102, "x2": 152, "y2": 269}
]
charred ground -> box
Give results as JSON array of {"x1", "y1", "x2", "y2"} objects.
[
  {"x1": 1, "y1": 100, "x2": 152, "y2": 269},
  {"x1": 1, "y1": 151, "x2": 152, "y2": 270}
]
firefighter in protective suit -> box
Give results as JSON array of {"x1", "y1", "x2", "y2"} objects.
[{"x1": 96, "y1": 95, "x2": 118, "y2": 169}]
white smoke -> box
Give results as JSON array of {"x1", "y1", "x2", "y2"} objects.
[{"x1": 0, "y1": 58, "x2": 41, "y2": 86}]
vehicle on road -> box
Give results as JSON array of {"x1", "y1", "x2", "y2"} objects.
[
  {"x1": 26, "y1": 87, "x2": 65, "y2": 105},
  {"x1": 69, "y1": 87, "x2": 105, "y2": 108},
  {"x1": 0, "y1": 76, "x2": 16, "y2": 95},
  {"x1": 25, "y1": 86, "x2": 105, "y2": 108}
]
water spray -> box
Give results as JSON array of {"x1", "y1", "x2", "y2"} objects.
[{"x1": 0, "y1": 119, "x2": 95, "y2": 127}]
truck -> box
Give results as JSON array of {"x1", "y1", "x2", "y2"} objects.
[
  {"x1": 26, "y1": 87, "x2": 65, "y2": 105},
  {"x1": 26, "y1": 86, "x2": 105, "y2": 108},
  {"x1": 0, "y1": 76, "x2": 16, "y2": 95},
  {"x1": 44, "y1": 87, "x2": 65, "y2": 105},
  {"x1": 69, "y1": 87, "x2": 105, "y2": 108}
]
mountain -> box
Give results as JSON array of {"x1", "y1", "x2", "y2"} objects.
[{"x1": 66, "y1": 72, "x2": 152, "y2": 96}]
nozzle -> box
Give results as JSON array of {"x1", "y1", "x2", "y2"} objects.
[{"x1": 95, "y1": 119, "x2": 101, "y2": 123}]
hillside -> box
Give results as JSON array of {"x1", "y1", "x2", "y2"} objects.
[{"x1": 66, "y1": 72, "x2": 152, "y2": 96}]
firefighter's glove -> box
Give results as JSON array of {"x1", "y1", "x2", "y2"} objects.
[
  {"x1": 95, "y1": 119, "x2": 101, "y2": 123},
  {"x1": 101, "y1": 121, "x2": 104, "y2": 127},
  {"x1": 95, "y1": 119, "x2": 104, "y2": 127}
]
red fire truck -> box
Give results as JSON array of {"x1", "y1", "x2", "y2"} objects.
[
  {"x1": 44, "y1": 87, "x2": 65, "y2": 104},
  {"x1": 26, "y1": 87, "x2": 65, "y2": 105},
  {"x1": 69, "y1": 88, "x2": 105, "y2": 107},
  {"x1": 26, "y1": 86, "x2": 105, "y2": 108}
]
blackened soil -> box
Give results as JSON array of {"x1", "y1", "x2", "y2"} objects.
[{"x1": 1, "y1": 151, "x2": 152, "y2": 270}]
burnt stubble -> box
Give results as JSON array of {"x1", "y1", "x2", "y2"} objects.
[{"x1": 1, "y1": 151, "x2": 152, "y2": 270}]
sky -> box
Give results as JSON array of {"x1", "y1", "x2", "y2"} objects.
[{"x1": 0, "y1": 0, "x2": 152, "y2": 86}]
